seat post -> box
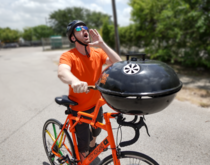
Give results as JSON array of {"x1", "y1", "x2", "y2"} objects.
[{"x1": 65, "y1": 106, "x2": 73, "y2": 115}]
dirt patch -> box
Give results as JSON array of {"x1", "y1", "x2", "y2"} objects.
[
  {"x1": 169, "y1": 63, "x2": 210, "y2": 108},
  {"x1": 176, "y1": 87, "x2": 210, "y2": 108},
  {"x1": 169, "y1": 63, "x2": 210, "y2": 79}
]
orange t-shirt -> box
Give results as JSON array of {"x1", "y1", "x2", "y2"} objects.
[{"x1": 59, "y1": 47, "x2": 108, "y2": 111}]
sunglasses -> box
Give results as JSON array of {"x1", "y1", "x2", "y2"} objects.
[{"x1": 75, "y1": 26, "x2": 88, "y2": 32}]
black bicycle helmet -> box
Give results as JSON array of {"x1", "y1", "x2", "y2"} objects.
[
  {"x1": 66, "y1": 20, "x2": 90, "y2": 57},
  {"x1": 66, "y1": 20, "x2": 86, "y2": 43}
]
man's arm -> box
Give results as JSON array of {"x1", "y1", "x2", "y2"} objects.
[
  {"x1": 58, "y1": 64, "x2": 88, "y2": 93},
  {"x1": 88, "y1": 29, "x2": 122, "y2": 65},
  {"x1": 101, "y1": 42, "x2": 121, "y2": 65}
]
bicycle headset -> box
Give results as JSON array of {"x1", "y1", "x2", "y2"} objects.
[{"x1": 66, "y1": 20, "x2": 90, "y2": 57}]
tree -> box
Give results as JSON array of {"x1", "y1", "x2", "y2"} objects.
[
  {"x1": 129, "y1": 0, "x2": 210, "y2": 68},
  {"x1": 101, "y1": 19, "x2": 115, "y2": 49},
  {"x1": 49, "y1": 7, "x2": 112, "y2": 36},
  {"x1": 0, "y1": 27, "x2": 20, "y2": 43},
  {"x1": 119, "y1": 24, "x2": 140, "y2": 49},
  {"x1": 22, "y1": 27, "x2": 33, "y2": 41},
  {"x1": 33, "y1": 25, "x2": 54, "y2": 40},
  {"x1": 22, "y1": 25, "x2": 54, "y2": 41}
]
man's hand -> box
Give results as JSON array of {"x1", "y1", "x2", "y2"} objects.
[
  {"x1": 88, "y1": 29, "x2": 104, "y2": 47},
  {"x1": 71, "y1": 81, "x2": 89, "y2": 93}
]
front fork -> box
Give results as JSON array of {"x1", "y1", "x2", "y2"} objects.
[{"x1": 116, "y1": 147, "x2": 122, "y2": 159}]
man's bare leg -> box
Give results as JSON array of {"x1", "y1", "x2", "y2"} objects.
[
  {"x1": 89, "y1": 136, "x2": 97, "y2": 148},
  {"x1": 79, "y1": 136, "x2": 97, "y2": 162},
  {"x1": 80, "y1": 151, "x2": 88, "y2": 162}
]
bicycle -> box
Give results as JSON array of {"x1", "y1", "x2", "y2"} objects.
[{"x1": 42, "y1": 87, "x2": 159, "y2": 165}]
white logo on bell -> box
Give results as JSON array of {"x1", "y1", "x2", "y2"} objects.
[{"x1": 123, "y1": 63, "x2": 140, "y2": 75}]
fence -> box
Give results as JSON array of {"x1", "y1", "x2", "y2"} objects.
[{"x1": 41, "y1": 37, "x2": 73, "y2": 51}]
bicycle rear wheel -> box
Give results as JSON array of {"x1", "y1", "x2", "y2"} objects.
[
  {"x1": 99, "y1": 151, "x2": 159, "y2": 165},
  {"x1": 42, "y1": 119, "x2": 75, "y2": 165}
]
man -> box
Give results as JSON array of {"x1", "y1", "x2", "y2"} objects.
[{"x1": 58, "y1": 20, "x2": 122, "y2": 162}]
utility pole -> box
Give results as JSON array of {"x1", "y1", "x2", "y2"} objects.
[
  {"x1": 112, "y1": 0, "x2": 120, "y2": 54},
  {"x1": 45, "y1": 18, "x2": 49, "y2": 26}
]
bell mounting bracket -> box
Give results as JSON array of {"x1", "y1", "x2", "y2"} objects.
[{"x1": 125, "y1": 53, "x2": 146, "y2": 61}]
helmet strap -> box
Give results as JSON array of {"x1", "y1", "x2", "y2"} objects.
[{"x1": 73, "y1": 33, "x2": 90, "y2": 58}]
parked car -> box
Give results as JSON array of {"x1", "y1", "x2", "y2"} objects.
[{"x1": 3, "y1": 43, "x2": 19, "y2": 48}]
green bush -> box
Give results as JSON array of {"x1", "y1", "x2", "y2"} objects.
[{"x1": 123, "y1": 0, "x2": 210, "y2": 69}]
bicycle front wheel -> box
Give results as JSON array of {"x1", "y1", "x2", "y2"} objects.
[
  {"x1": 100, "y1": 151, "x2": 159, "y2": 165},
  {"x1": 42, "y1": 119, "x2": 75, "y2": 165}
]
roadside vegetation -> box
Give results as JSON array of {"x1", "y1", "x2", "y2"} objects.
[{"x1": 0, "y1": 0, "x2": 209, "y2": 69}]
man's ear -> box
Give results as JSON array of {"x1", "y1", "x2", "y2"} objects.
[{"x1": 71, "y1": 35, "x2": 76, "y2": 42}]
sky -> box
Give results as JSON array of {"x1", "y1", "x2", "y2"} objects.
[{"x1": 0, "y1": 0, "x2": 132, "y2": 31}]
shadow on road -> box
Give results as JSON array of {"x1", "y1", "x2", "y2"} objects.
[{"x1": 43, "y1": 162, "x2": 50, "y2": 165}]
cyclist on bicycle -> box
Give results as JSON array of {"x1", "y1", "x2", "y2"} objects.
[{"x1": 58, "y1": 20, "x2": 122, "y2": 162}]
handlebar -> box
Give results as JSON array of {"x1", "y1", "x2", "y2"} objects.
[
  {"x1": 63, "y1": 86, "x2": 149, "y2": 147},
  {"x1": 115, "y1": 114, "x2": 150, "y2": 147}
]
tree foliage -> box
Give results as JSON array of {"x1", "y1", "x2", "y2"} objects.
[
  {"x1": 101, "y1": 19, "x2": 115, "y2": 49},
  {"x1": 22, "y1": 25, "x2": 54, "y2": 41},
  {"x1": 128, "y1": 0, "x2": 210, "y2": 68},
  {"x1": 49, "y1": 7, "x2": 112, "y2": 36},
  {"x1": 33, "y1": 25, "x2": 54, "y2": 40},
  {"x1": 119, "y1": 24, "x2": 140, "y2": 49},
  {"x1": 0, "y1": 27, "x2": 20, "y2": 43},
  {"x1": 22, "y1": 27, "x2": 33, "y2": 41}
]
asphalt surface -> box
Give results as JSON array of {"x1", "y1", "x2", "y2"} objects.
[{"x1": 0, "y1": 47, "x2": 209, "y2": 165}]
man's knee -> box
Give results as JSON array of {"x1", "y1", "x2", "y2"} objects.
[{"x1": 92, "y1": 127, "x2": 101, "y2": 137}]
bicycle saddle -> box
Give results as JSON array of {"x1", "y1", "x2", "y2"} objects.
[{"x1": 55, "y1": 95, "x2": 78, "y2": 107}]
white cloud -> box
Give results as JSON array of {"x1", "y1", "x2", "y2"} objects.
[
  {"x1": 117, "y1": 6, "x2": 133, "y2": 26},
  {"x1": 123, "y1": 6, "x2": 132, "y2": 16},
  {"x1": 0, "y1": 0, "x2": 131, "y2": 30},
  {"x1": 116, "y1": 0, "x2": 129, "y2": 4},
  {"x1": 89, "y1": 4, "x2": 106, "y2": 13},
  {"x1": 96, "y1": 0, "x2": 111, "y2": 4}
]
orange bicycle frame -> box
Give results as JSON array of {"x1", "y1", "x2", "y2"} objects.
[{"x1": 51, "y1": 98, "x2": 121, "y2": 165}]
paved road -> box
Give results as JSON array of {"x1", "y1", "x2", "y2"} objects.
[{"x1": 0, "y1": 47, "x2": 209, "y2": 165}]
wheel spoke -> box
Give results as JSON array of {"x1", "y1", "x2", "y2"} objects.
[
  {"x1": 43, "y1": 119, "x2": 75, "y2": 165},
  {"x1": 53, "y1": 123, "x2": 57, "y2": 139},
  {"x1": 58, "y1": 131, "x2": 65, "y2": 148},
  {"x1": 46, "y1": 129, "x2": 56, "y2": 142}
]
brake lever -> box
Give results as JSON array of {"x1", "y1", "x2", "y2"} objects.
[
  {"x1": 123, "y1": 115, "x2": 138, "y2": 123},
  {"x1": 134, "y1": 117, "x2": 150, "y2": 137},
  {"x1": 117, "y1": 115, "x2": 150, "y2": 147},
  {"x1": 131, "y1": 115, "x2": 138, "y2": 123},
  {"x1": 141, "y1": 118, "x2": 150, "y2": 137}
]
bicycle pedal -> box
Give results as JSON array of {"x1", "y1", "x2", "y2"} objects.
[
  {"x1": 58, "y1": 155, "x2": 76, "y2": 165},
  {"x1": 57, "y1": 156, "x2": 68, "y2": 164},
  {"x1": 48, "y1": 152, "x2": 55, "y2": 158}
]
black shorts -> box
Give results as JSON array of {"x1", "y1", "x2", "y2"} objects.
[{"x1": 72, "y1": 106, "x2": 103, "y2": 153}]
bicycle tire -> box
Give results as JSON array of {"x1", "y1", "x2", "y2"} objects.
[
  {"x1": 99, "y1": 151, "x2": 159, "y2": 165},
  {"x1": 42, "y1": 119, "x2": 75, "y2": 165}
]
